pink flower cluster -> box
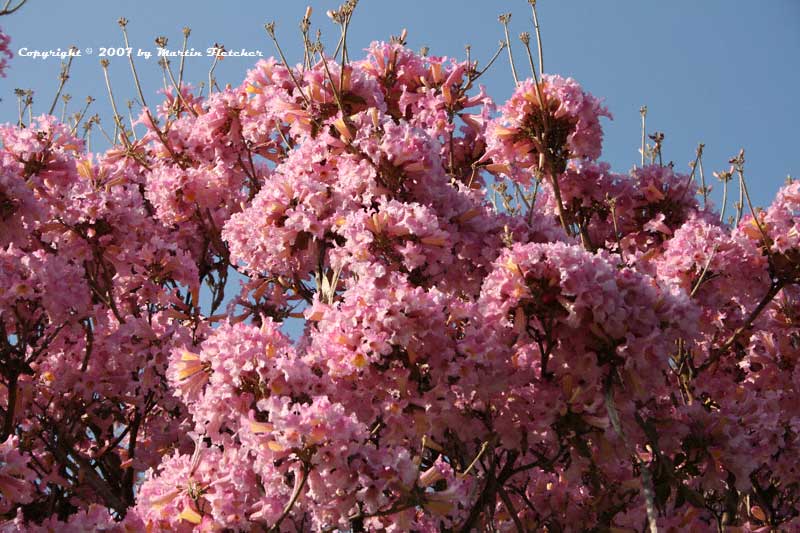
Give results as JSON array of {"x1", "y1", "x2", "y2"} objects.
[
  {"x1": 485, "y1": 74, "x2": 611, "y2": 183},
  {"x1": 0, "y1": 28, "x2": 10, "y2": 78},
  {"x1": 0, "y1": 437, "x2": 35, "y2": 515},
  {"x1": 746, "y1": 180, "x2": 800, "y2": 282}
]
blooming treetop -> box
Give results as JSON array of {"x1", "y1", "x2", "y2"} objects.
[{"x1": 1, "y1": 3, "x2": 800, "y2": 532}]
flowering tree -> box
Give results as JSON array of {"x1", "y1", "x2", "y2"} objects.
[{"x1": 2, "y1": 2, "x2": 800, "y2": 531}]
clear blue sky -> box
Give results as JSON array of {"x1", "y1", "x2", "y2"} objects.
[{"x1": 2, "y1": 0, "x2": 798, "y2": 209}]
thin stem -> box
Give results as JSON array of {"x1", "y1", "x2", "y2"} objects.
[
  {"x1": 300, "y1": 11, "x2": 311, "y2": 71},
  {"x1": 720, "y1": 177, "x2": 729, "y2": 223},
  {"x1": 497, "y1": 485, "x2": 525, "y2": 533},
  {"x1": 609, "y1": 197, "x2": 624, "y2": 260},
  {"x1": 100, "y1": 60, "x2": 131, "y2": 148},
  {"x1": 737, "y1": 150, "x2": 768, "y2": 243},
  {"x1": 0, "y1": 0, "x2": 26, "y2": 16},
  {"x1": 458, "y1": 456, "x2": 498, "y2": 532},
  {"x1": 122, "y1": 403, "x2": 144, "y2": 504},
  {"x1": 1, "y1": 374, "x2": 18, "y2": 440},
  {"x1": 499, "y1": 14, "x2": 519, "y2": 85},
  {"x1": 207, "y1": 51, "x2": 221, "y2": 94},
  {"x1": 527, "y1": 178, "x2": 541, "y2": 224},
  {"x1": 700, "y1": 280, "x2": 784, "y2": 372},
  {"x1": 179, "y1": 27, "x2": 191, "y2": 88},
  {"x1": 472, "y1": 41, "x2": 507, "y2": 81},
  {"x1": 640, "y1": 106, "x2": 647, "y2": 167},
  {"x1": 548, "y1": 171, "x2": 571, "y2": 236},
  {"x1": 265, "y1": 23, "x2": 311, "y2": 107},
  {"x1": 144, "y1": 57, "x2": 186, "y2": 164},
  {"x1": 93, "y1": 118, "x2": 115, "y2": 146},
  {"x1": 319, "y1": 50, "x2": 345, "y2": 114},
  {"x1": 164, "y1": 58, "x2": 198, "y2": 117},
  {"x1": 270, "y1": 463, "x2": 309, "y2": 532},
  {"x1": 16, "y1": 90, "x2": 23, "y2": 126},
  {"x1": 520, "y1": 33, "x2": 537, "y2": 78},
  {"x1": 735, "y1": 174, "x2": 744, "y2": 226},
  {"x1": 84, "y1": 122, "x2": 93, "y2": 150},
  {"x1": 339, "y1": 15, "x2": 349, "y2": 91},
  {"x1": 690, "y1": 244, "x2": 718, "y2": 297},
  {"x1": 127, "y1": 101, "x2": 138, "y2": 140},
  {"x1": 45, "y1": 426, "x2": 128, "y2": 515},
  {"x1": 698, "y1": 151, "x2": 708, "y2": 209},
  {"x1": 678, "y1": 143, "x2": 705, "y2": 203},
  {"x1": 530, "y1": 0, "x2": 544, "y2": 75},
  {"x1": 48, "y1": 49, "x2": 76, "y2": 115},
  {"x1": 274, "y1": 119, "x2": 293, "y2": 150},
  {"x1": 161, "y1": 59, "x2": 171, "y2": 95},
  {"x1": 120, "y1": 23, "x2": 148, "y2": 108},
  {"x1": 343, "y1": 2, "x2": 358, "y2": 63},
  {"x1": 70, "y1": 97, "x2": 93, "y2": 136},
  {"x1": 332, "y1": 31, "x2": 344, "y2": 61},
  {"x1": 513, "y1": 182, "x2": 532, "y2": 213},
  {"x1": 605, "y1": 391, "x2": 658, "y2": 533},
  {"x1": 459, "y1": 440, "x2": 489, "y2": 478},
  {"x1": 640, "y1": 462, "x2": 659, "y2": 533},
  {"x1": 578, "y1": 218, "x2": 593, "y2": 251},
  {"x1": 80, "y1": 318, "x2": 94, "y2": 372}
]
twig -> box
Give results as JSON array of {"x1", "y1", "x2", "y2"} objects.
[
  {"x1": 15, "y1": 89, "x2": 23, "y2": 126},
  {"x1": 471, "y1": 41, "x2": 507, "y2": 81},
  {"x1": 339, "y1": 8, "x2": 351, "y2": 90},
  {"x1": 548, "y1": 168, "x2": 571, "y2": 237},
  {"x1": 118, "y1": 19, "x2": 147, "y2": 108},
  {"x1": 608, "y1": 196, "x2": 624, "y2": 259},
  {"x1": 47, "y1": 48, "x2": 76, "y2": 115},
  {"x1": 300, "y1": 7, "x2": 313, "y2": 70},
  {"x1": 497, "y1": 485, "x2": 525, "y2": 533},
  {"x1": 678, "y1": 143, "x2": 705, "y2": 203},
  {"x1": 60, "y1": 93, "x2": 70, "y2": 122},
  {"x1": 100, "y1": 59, "x2": 131, "y2": 148},
  {"x1": 513, "y1": 182, "x2": 532, "y2": 213},
  {"x1": 207, "y1": 45, "x2": 223, "y2": 93},
  {"x1": 527, "y1": 178, "x2": 541, "y2": 224},
  {"x1": 639, "y1": 106, "x2": 647, "y2": 167},
  {"x1": 699, "y1": 280, "x2": 784, "y2": 373},
  {"x1": 270, "y1": 462, "x2": 310, "y2": 532},
  {"x1": 318, "y1": 48, "x2": 346, "y2": 114},
  {"x1": 735, "y1": 174, "x2": 744, "y2": 227},
  {"x1": 734, "y1": 149, "x2": 770, "y2": 244},
  {"x1": 1, "y1": 374, "x2": 17, "y2": 440},
  {"x1": 265, "y1": 23, "x2": 311, "y2": 107},
  {"x1": 499, "y1": 14, "x2": 519, "y2": 85},
  {"x1": 529, "y1": 0, "x2": 544, "y2": 76},
  {"x1": 519, "y1": 32, "x2": 536, "y2": 78},
  {"x1": 0, "y1": 0, "x2": 26, "y2": 16},
  {"x1": 697, "y1": 144, "x2": 708, "y2": 208},
  {"x1": 605, "y1": 388, "x2": 659, "y2": 533},
  {"x1": 690, "y1": 244, "x2": 718, "y2": 297},
  {"x1": 45, "y1": 426, "x2": 128, "y2": 515},
  {"x1": 179, "y1": 27, "x2": 191, "y2": 87},
  {"x1": 164, "y1": 57, "x2": 198, "y2": 117},
  {"x1": 459, "y1": 440, "x2": 490, "y2": 478}
]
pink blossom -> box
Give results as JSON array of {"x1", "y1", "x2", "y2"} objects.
[
  {"x1": 485, "y1": 75, "x2": 611, "y2": 183},
  {"x1": 0, "y1": 28, "x2": 11, "y2": 77}
]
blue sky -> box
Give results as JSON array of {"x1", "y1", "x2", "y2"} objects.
[{"x1": 2, "y1": 0, "x2": 798, "y2": 209}]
